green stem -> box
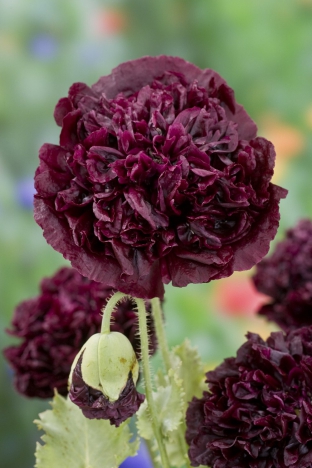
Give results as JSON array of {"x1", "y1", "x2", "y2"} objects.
[
  {"x1": 151, "y1": 297, "x2": 191, "y2": 468},
  {"x1": 101, "y1": 291, "x2": 128, "y2": 334},
  {"x1": 145, "y1": 438, "x2": 159, "y2": 468},
  {"x1": 135, "y1": 298, "x2": 170, "y2": 468},
  {"x1": 151, "y1": 298, "x2": 171, "y2": 372}
]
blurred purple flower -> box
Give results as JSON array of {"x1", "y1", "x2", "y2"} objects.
[
  {"x1": 120, "y1": 440, "x2": 152, "y2": 468},
  {"x1": 29, "y1": 33, "x2": 58, "y2": 61},
  {"x1": 253, "y1": 219, "x2": 312, "y2": 330},
  {"x1": 16, "y1": 178, "x2": 35, "y2": 209}
]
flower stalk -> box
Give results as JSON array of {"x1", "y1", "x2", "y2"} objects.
[
  {"x1": 151, "y1": 298, "x2": 191, "y2": 468},
  {"x1": 135, "y1": 297, "x2": 170, "y2": 468},
  {"x1": 101, "y1": 291, "x2": 129, "y2": 334},
  {"x1": 150, "y1": 298, "x2": 171, "y2": 372}
]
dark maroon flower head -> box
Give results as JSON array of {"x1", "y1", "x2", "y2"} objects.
[
  {"x1": 69, "y1": 354, "x2": 144, "y2": 427},
  {"x1": 4, "y1": 266, "x2": 157, "y2": 399},
  {"x1": 253, "y1": 219, "x2": 312, "y2": 330},
  {"x1": 34, "y1": 55, "x2": 287, "y2": 299},
  {"x1": 186, "y1": 326, "x2": 312, "y2": 468}
]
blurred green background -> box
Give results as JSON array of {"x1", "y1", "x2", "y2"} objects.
[{"x1": 1, "y1": 0, "x2": 312, "y2": 466}]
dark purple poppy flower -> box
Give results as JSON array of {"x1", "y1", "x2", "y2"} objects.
[
  {"x1": 186, "y1": 326, "x2": 312, "y2": 468},
  {"x1": 69, "y1": 354, "x2": 144, "y2": 427},
  {"x1": 34, "y1": 55, "x2": 287, "y2": 299},
  {"x1": 253, "y1": 219, "x2": 312, "y2": 330},
  {"x1": 4, "y1": 267, "x2": 157, "y2": 399}
]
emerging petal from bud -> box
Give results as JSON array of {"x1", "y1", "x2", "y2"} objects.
[{"x1": 68, "y1": 331, "x2": 144, "y2": 426}]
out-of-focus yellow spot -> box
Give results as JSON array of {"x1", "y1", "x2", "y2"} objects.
[
  {"x1": 260, "y1": 114, "x2": 305, "y2": 182},
  {"x1": 204, "y1": 362, "x2": 219, "y2": 373},
  {"x1": 261, "y1": 115, "x2": 304, "y2": 159},
  {"x1": 0, "y1": 33, "x2": 18, "y2": 54},
  {"x1": 297, "y1": 0, "x2": 312, "y2": 7},
  {"x1": 305, "y1": 105, "x2": 312, "y2": 129}
]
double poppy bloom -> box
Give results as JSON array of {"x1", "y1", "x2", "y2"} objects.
[
  {"x1": 34, "y1": 55, "x2": 286, "y2": 300},
  {"x1": 186, "y1": 327, "x2": 312, "y2": 468}
]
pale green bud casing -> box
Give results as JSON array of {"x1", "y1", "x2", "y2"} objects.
[{"x1": 69, "y1": 332, "x2": 139, "y2": 402}]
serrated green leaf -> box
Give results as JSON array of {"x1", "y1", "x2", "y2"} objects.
[
  {"x1": 170, "y1": 339, "x2": 206, "y2": 406},
  {"x1": 165, "y1": 430, "x2": 188, "y2": 468},
  {"x1": 136, "y1": 400, "x2": 153, "y2": 440},
  {"x1": 34, "y1": 393, "x2": 139, "y2": 468},
  {"x1": 163, "y1": 341, "x2": 206, "y2": 468},
  {"x1": 137, "y1": 368, "x2": 184, "y2": 440}
]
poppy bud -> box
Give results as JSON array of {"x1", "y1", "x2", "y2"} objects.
[{"x1": 69, "y1": 332, "x2": 144, "y2": 426}]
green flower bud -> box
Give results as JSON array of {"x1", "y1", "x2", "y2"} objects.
[{"x1": 69, "y1": 331, "x2": 139, "y2": 402}]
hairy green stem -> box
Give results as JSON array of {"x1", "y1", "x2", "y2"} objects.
[
  {"x1": 145, "y1": 438, "x2": 159, "y2": 468},
  {"x1": 151, "y1": 298, "x2": 171, "y2": 371},
  {"x1": 135, "y1": 297, "x2": 170, "y2": 468},
  {"x1": 101, "y1": 293, "x2": 170, "y2": 467},
  {"x1": 151, "y1": 297, "x2": 191, "y2": 468},
  {"x1": 101, "y1": 291, "x2": 128, "y2": 334}
]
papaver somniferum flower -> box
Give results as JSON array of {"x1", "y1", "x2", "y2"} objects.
[
  {"x1": 68, "y1": 331, "x2": 145, "y2": 426},
  {"x1": 4, "y1": 266, "x2": 156, "y2": 398},
  {"x1": 34, "y1": 55, "x2": 287, "y2": 300},
  {"x1": 186, "y1": 327, "x2": 312, "y2": 468},
  {"x1": 253, "y1": 219, "x2": 312, "y2": 330}
]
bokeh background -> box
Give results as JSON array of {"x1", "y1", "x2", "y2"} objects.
[{"x1": 1, "y1": 0, "x2": 312, "y2": 466}]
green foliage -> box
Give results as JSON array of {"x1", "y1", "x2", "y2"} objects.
[
  {"x1": 34, "y1": 393, "x2": 139, "y2": 468},
  {"x1": 164, "y1": 434, "x2": 186, "y2": 468},
  {"x1": 137, "y1": 340, "x2": 206, "y2": 467},
  {"x1": 137, "y1": 368, "x2": 184, "y2": 440},
  {"x1": 170, "y1": 339, "x2": 206, "y2": 405},
  {"x1": 165, "y1": 341, "x2": 207, "y2": 467}
]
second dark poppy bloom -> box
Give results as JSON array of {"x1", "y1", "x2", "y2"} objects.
[
  {"x1": 253, "y1": 219, "x2": 312, "y2": 330},
  {"x1": 186, "y1": 326, "x2": 312, "y2": 468},
  {"x1": 34, "y1": 55, "x2": 287, "y2": 299}
]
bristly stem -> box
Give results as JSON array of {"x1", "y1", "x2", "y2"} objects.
[
  {"x1": 145, "y1": 438, "x2": 159, "y2": 468},
  {"x1": 101, "y1": 291, "x2": 128, "y2": 334},
  {"x1": 135, "y1": 297, "x2": 170, "y2": 468},
  {"x1": 151, "y1": 297, "x2": 171, "y2": 371},
  {"x1": 151, "y1": 297, "x2": 191, "y2": 468},
  {"x1": 102, "y1": 293, "x2": 170, "y2": 466}
]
